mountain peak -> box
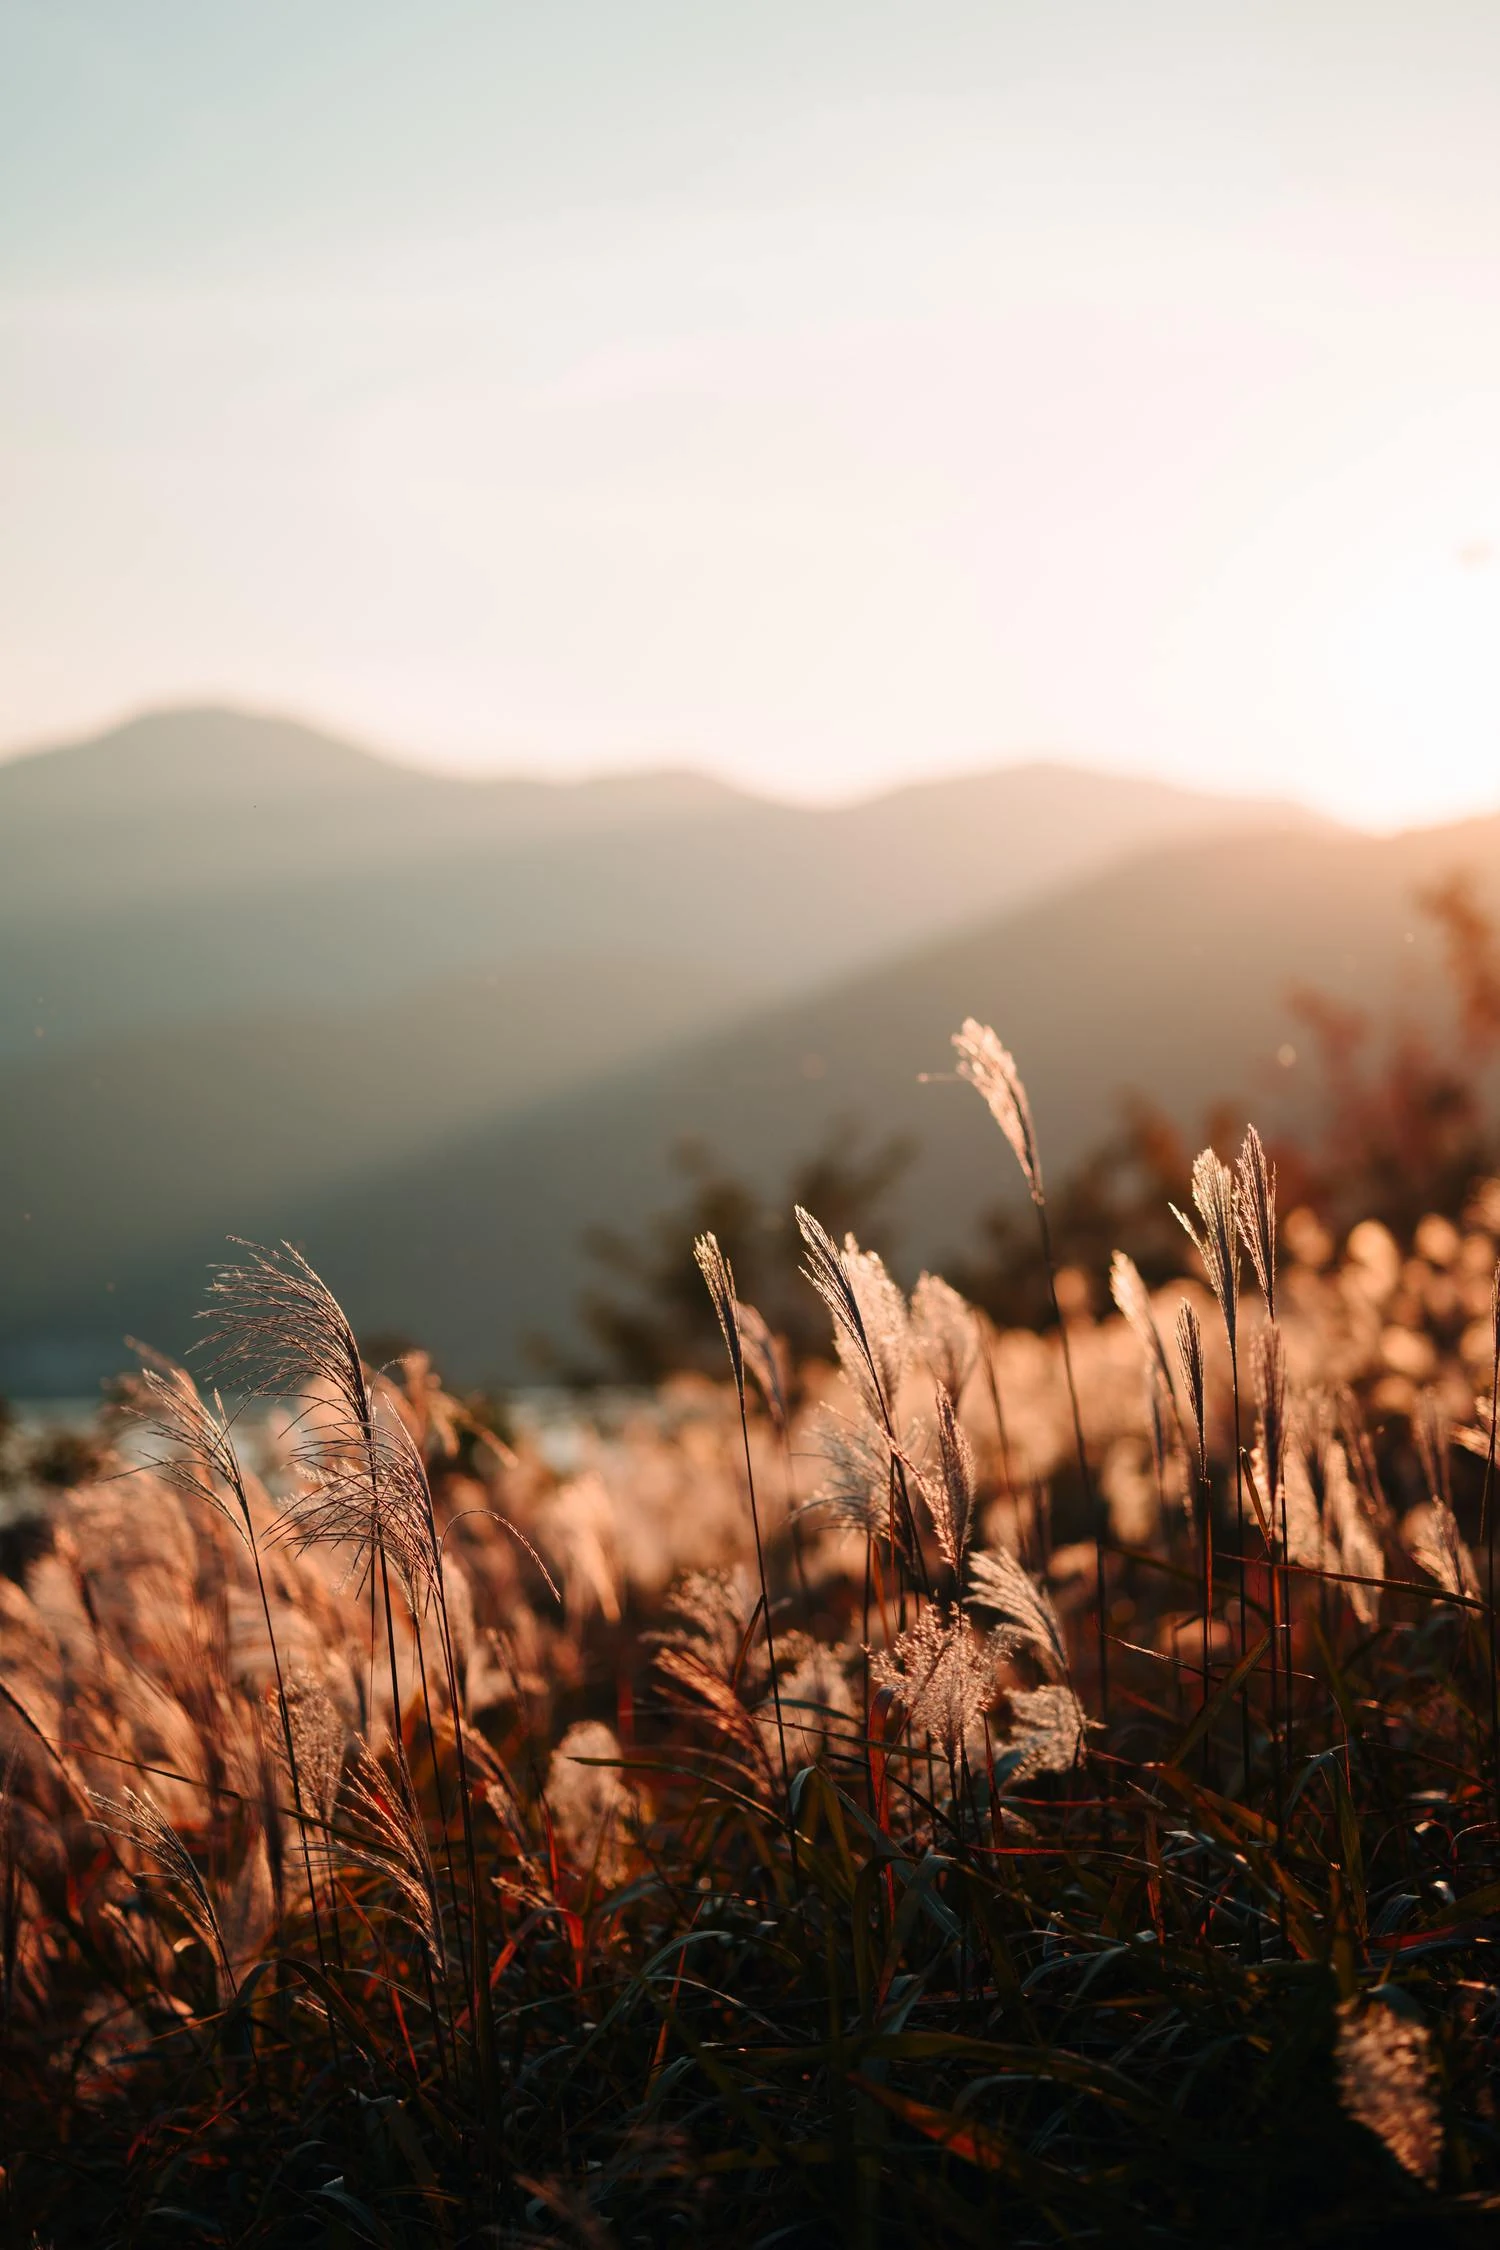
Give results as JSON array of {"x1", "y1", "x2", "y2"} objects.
[
  {"x1": 0, "y1": 704, "x2": 761, "y2": 823},
  {"x1": 0, "y1": 705, "x2": 418, "y2": 811}
]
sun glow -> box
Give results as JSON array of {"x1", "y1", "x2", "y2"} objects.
[
  {"x1": 7, "y1": 6, "x2": 1500, "y2": 830},
  {"x1": 1323, "y1": 549, "x2": 1500, "y2": 828}
]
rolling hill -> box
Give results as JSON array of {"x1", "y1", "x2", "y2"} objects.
[
  {"x1": 6, "y1": 788, "x2": 1495, "y2": 1393},
  {"x1": 232, "y1": 808, "x2": 1496, "y2": 1385},
  {"x1": 0, "y1": 705, "x2": 1331, "y2": 1389},
  {"x1": 0, "y1": 707, "x2": 1313, "y2": 1056}
]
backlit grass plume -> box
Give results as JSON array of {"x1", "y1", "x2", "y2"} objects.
[
  {"x1": 1172, "y1": 1150, "x2": 1241, "y2": 1358},
  {"x1": 1110, "y1": 1251, "x2": 1177, "y2": 1410},
  {"x1": 952, "y1": 1017, "x2": 1042, "y2": 1202},
  {"x1": 1413, "y1": 1389, "x2": 1479, "y2": 1599},
  {"x1": 734, "y1": 1297, "x2": 789, "y2": 1436},
  {"x1": 794, "y1": 1207, "x2": 903, "y2": 1427},
  {"x1": 1252, "y1": 1324, "x2": 1288, "y2": 1526},
  {"x1": 1175, "y1": 1300, "x2": 1208, "y2": 1486},
  {"x1": 201, "y1": 1239, "x2": 436, "y2": 1603},
  {"x1": 694, "y1": 1231, "x2": 793, "y2": 1819},
  {"x1": 1335, "y1": 1998, "x2": 1442, "y2": 2188},
  {"x1": 1111, "y1": 1251, "x2": 1188, "y2": 1489},
  {"x1": 966, "y1": 1542, "x2": 1070, "y2": 1681},
  {"x1": 10, "y1": 1038, "x2": 1500, "y2": 2249},
  {"x1": 912, "y1": 1386, "x2": 978, "y2": 1576},
  {"x1": 1174, "y1": 1296, "x2": 1215, "y2": 1721},
  {"x1": 797, "y1": 1206, "x2": 926, "y2": 1595},
  {"x1": 1236, "y1": 1124, "x2": 1277, "y2": 1320},
  {"x1": 1006, "y1": 1683, "x2": 1089, "y2": 1781},
  {"x1": 947, "y1": 1022, "x2": 1106, "y2": 1720},
  {"x1": 911, "y1": 1270, "x2": 979, "y2": 1402},
  {"x1": 693, "y1": 1231, "x2": 743, "y2": 1400},
  {"x1": 93, "y1": 1786, "x2": 234, "y2": 1995},
  {"x1": 869, "y1": 1605, "x2": 996, "y2": 1773},
  {"x1": 1174, "y1": 1150, "x2": 1250, "y2": 1764}
]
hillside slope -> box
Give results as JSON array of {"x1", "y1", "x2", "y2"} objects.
[
  {"x1": 1, "y1": 707, "x2": 1316, "y2": 1056},
  {"x1": 9, "y1": 806, "x2": 1494, "y2": 1391},
  {"x1": 0, "y1": 707, "x2": 1333, "y2": 1389}
]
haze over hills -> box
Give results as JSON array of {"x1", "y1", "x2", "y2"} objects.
[
  {"x1": 0, "y1": 702, "x2": 1346, "y2": 1389},
  {"x1": 2, "y1": 701, "x2": 1492, "y2": 1392},
  {"x1": 0, "y1": 708, "x2": 744, "y2": 931},
  {"x1": 1, "y1": 707, "x2": 1315, "y2": 1056},
  {"x1": 158, "y1": 805, "x2": 1491, "y2": 1387}
]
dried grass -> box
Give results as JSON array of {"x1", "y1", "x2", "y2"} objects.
[{"x1": 5, "y1": 1121, "x2": 1500, "y2": 2244}]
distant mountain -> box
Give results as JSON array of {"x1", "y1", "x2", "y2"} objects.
[
  {"x1": 0, "y1": 705, "x2": 741, "y2": 908},
  {"x1": 7, "y1": 792, "x2": 1495, "y2": 1394},
  {"x1": 0, "y1": 948, "x2": 760, "y2": 1369},
  {"x1": 249, "y1": 808, "x2": 1496, "y2": 1385},
  {"x1": 2, "y1": 705, "x2": 744, "y2": 829},
  {"x1": 0, "y1": 706, "x2": 1316, "y2": 1057}
]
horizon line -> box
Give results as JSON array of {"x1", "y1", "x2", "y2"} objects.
[{"x1": 0, "y1": 690, "x2": 1388, "y2": 829}]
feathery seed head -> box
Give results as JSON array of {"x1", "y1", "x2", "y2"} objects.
[
  {"x1": 281, "y1": 1674, "x2": 347, "y2": 1833},
  {"x1": 200, "y1": 1241, "x2": 437, "y2": 1601},
  {"x1": 1415, "y1": 1389, "x2": 1453, "y2": 1512},
  {"x1": 276, "y1": 1390, "x2": 437, "y2": 1606},
  {"x1": 1110, "y1": 1254, "x2": 1190, "y2": 1491},
  {"x1": 1236, "y1": 1126, "x2": 1277, "y2": 1320},
  {"x1": 1409, "y1": 1391, "x2": 1474, "y2": 1596},
  {"x1": 1172, "y1": 1151, "x2": 1240, "y2": 1354},
  {"x1": 1335, "y1": 1997, "x2": 1442, "y2": 2187},
  {"x1": 839, "y1": 1237, "x2": 910, "y2": 1409},
  {"x1": 952, "y1": 1020, "x2": 1043, "y2": 1203},
  {"x1": 1005, "y1": 1683, "x2": 1089, "y2": 1781},
  {"x1": 1273, "y1": 1418, "x2": 1325, "y2": 1566},
  {"x1": 1337, "y1": 1387, "x2": 1391, "y2": 1527},
  {"x1": 201, "y1": 1239, "x2": 367, "y2": 1433},
  {"x1": 1409, "y1": 1500, "x2": 1478, "y2": 1601},
  {"x1": 915, "y1": 1387, "x2": 978, "y2": 1574},
  {"x1": 1253, "y1": 1324, "x2": 1288, "y2": 1523},
  {"x1": 127, "y1": 1352, "x2": 253, "y2": 1543},
  {"x1": 733, "y1": 1298, "x2": 788, "y2": 1434},
  {"x1": 1324, "y1": 1442, "x2": 1384, "y2": 1624},
  {"x1": 93, "y1": 1786, "x2": 230, "y2": 1980},
  {"x1": 795, "y1": 1206, "x2": 896, "y2": 1426},
  {"x1": 545, "y1": 1721, "x2": 633, "y2": 1885},
  {"x1": 966, "y1": 1544, "x2": 1070, "y2": 1682},
  {"x1": 870, "y1": 1605, "x2": 997, "y2": 1769},
  {"x1": 655, "y1": 1567, "x2": 762, "y2": 1683},
  {"x1": 765, "y1": 1643, "x2": 858, "y2": 1771},
  {"x1": 911, "y1": 1272, "x2": 979, "y2": 1401},
  {"x1": 693, "y1": 1233, "x2": 743, "y2": 1400},
  {"x1": 807, "y1": 1408, "x2": 896, "y2": 1542},
  {"x1": 1109, "y1": 1253, "x2": 1176, "y2": 1400},
  {"x1": 343, "y1": 1743, "x2": 444, "y2": 1964},
  {"x1": 1175, "y1": 1301, "x2": 1208, "y2": 1484}
]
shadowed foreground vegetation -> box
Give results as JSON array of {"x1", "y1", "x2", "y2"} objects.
[{"x1": 4, "y1": 1019, "x2": 1500, "y2": 2246}]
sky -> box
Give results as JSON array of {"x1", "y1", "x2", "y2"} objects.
[{"x1": 4, "y1": 1, "x2": 1500, "y2": 829}]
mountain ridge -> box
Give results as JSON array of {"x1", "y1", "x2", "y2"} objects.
[
  {"x1": 0, "y1": 703, "x2": 751, "y2": 819},
  {"x1": 0, "y1": 704, "x2": 1326, "y2": 1059},
  {"x1": 7, "y1": 798, "x2": 1495, "y2": 1393},
  {"x1": 0, "y1": 701, "x2": 1323, "y2": 829}
]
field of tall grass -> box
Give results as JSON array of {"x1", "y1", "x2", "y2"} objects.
[{"x1": 4, "y1": 1016, "x2": 1500, "y2": 2246}]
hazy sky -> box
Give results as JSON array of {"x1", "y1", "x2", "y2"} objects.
[{"x1": 5, "y1": 1, "x2": 1500, "y2": 827}]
